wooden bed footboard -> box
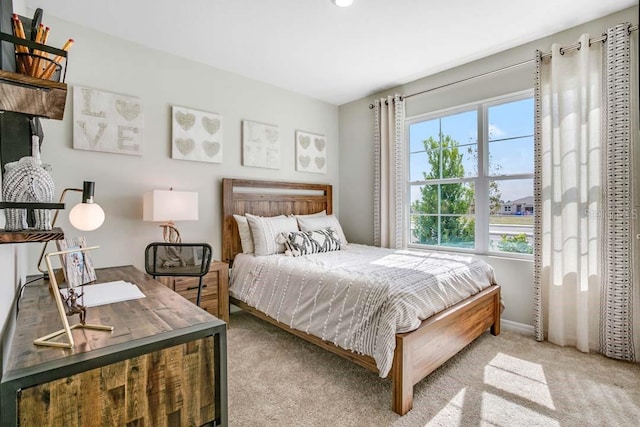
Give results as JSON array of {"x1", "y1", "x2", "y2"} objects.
[
  {"x1": 391, "y1": 285, "x2": 500, "y2": 415},
  {"x1": 230, "y1": 285, "x2": 500, "y2": 415}
]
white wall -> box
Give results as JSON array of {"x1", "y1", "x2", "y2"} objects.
[
  {"x1": 12, "y1": 0, "x2": 26, "y2": 16},
  {"x1": 338, "y1": 7, "x2": 638, "y2": 326},
  {"x1": 24, "y1": 14, "x2": 339, "y2": 274}
]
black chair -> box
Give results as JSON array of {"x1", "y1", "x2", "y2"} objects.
[{"x1": 144, "y1": 242, "x2": 213, "y2": 306}]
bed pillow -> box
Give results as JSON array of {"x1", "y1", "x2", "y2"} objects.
[
  {"x1": 233, "y1": 214, "x2": 254, "y2": 254},
  {"x1": 294, "y1": 210, "x2": 327, "y2": 219},
  {"x1": 296, "y1": 214, "x2": 348, "y2": 245},
  {"x1": 278, "y1": 227, "x2": 342, "y2": 257},
  {"x1": 246, "y1": 213, "x2": 299, "y2": 256}
]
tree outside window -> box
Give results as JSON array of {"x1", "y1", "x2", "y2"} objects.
[{"x1": 408, "y1": 94, "x2": 534, "y2": 256}]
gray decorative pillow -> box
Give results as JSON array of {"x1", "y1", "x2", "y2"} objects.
[{"x1": 279, "y1": 227, "x2": 342, "y2": 257}]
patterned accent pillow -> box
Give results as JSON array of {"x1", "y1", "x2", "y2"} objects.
[
  {"x1": 295, "y1": 214, "x2": 348, "y2": 245},
  {"x1": 279, "y1": 227, "x2": 342, "y2": 257}
]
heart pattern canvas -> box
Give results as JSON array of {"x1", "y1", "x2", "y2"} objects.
[
  {"x1": 73, "y1": 86, "x2": 143, "y2": 156},
  {"x1": 296, "y1": 130, "x2": 326, "y2": 174},
  {"x1": 242, "y1": 120, "x2": 280, "y2": 169},
  {"x1": 171, "y1": 106, "x2": 223, "y2": 163}
]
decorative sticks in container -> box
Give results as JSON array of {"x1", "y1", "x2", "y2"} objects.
[{"x1": 11, "y1": 13, "x2": 73, "y2": 81}]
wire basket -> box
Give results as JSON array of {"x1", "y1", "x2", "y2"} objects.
[
  {"x1": 0, "y1": 31, "x2": 68, "y2": 83},
  {"x1": 15, "y1": 51, "x2": 62, "y2": 82}
]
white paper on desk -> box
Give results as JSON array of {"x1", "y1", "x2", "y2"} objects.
[{"x1": 59, "y1": 280, "x2": 146, "y2": 307}]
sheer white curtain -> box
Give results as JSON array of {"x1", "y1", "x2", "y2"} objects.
[
  {"x1": 534, "y1": 24, "x2": 635, "y2": 361},
  {"x1": 534, "y1": 33, "x2": 603, "y2": 352},
  {"x1": 373, "y1": 94, "x2": 404, "y2": 249}
]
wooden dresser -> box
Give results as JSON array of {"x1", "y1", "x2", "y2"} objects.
[
  {"x1": 158, "y1": 260, "x2": 229, "y2": 324},
  {"x1": 0, "y1": 265, "x2": 227, "y2": 427}
]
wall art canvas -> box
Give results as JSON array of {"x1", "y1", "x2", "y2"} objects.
[
  {"x1": 73, "y1": 86, "x2": 143, "y2": 156},
  {"x1": 56, "y1": 236, "x2": 97, "y2": 288},
  {"x1": 296, "y1": 130, "x2": 327, "y2": 173},
  {"x1": 242, "y1": 120, "x2": 280, "y2": 169},
  {"x1": 171, "y1": 106, "x2": 223, "y2": 163}
]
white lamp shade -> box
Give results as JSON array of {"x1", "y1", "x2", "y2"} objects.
[
  {"x1": 332, "y1": 0, "x2": 353, "y2": 6},
  {"x1": 143, "y1": 190, "x2": 198, "y2": 222},
  {"x1": 69, "y1": 202, "x2": 105, "y2": 231}
]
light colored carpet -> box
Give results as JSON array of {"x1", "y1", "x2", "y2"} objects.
[{"x1": 227, "y1": 311, "x2": 640, "y2": 426}]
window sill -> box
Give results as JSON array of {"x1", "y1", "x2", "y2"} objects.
[{"x1": 406, "y1": 244, "x2": 533, "y2": 262}]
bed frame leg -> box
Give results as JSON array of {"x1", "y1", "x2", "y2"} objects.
[
  {"x1": 391, "y1": 336, "x2": 413, "y2": 415},
  {"x1": 490, "y1": 290, "x2": 501, "y2": 336}
]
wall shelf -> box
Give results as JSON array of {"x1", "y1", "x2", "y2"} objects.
[
  {"x1": 0, "y1": 202, "x2": 65, "y2": 243},
  {"x1": 0, "y1": 69, "x2": 67, "y2": 119},
  {"x1": 0, "y1": 226, "x2": 63, "y2": 244},
  {"x1": 0, "y1": 201, "x2": 64, "y2": 209}
]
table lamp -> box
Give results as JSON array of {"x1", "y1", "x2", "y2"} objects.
[
  {"x1": 143, "y1": 188, "x2": 198, "y2": 243},
  {"x1": 68, "y1": 181, "x2": 105, "y2": 231},
  {"x1": 34, "y1": 182, "x2": 110, "y2": 348},
  {"x1": 37, "y1": 181, "x2": 105, "y2": 274},
  {"x1": 34, "y1": 245, "x2": 113, "y2": 349}
]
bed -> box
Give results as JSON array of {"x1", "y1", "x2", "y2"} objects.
[{"x1": 222, "y1": 178, "x2": 501, "y2": 415}]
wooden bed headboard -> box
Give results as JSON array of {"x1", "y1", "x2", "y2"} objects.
[{"x1": 221, "y1": 178, "x2": 332, "y2": 264}]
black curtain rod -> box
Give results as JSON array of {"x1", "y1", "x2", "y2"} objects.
[{"x1": 368, "y1": 23, "x2": 638, "y2": 109}]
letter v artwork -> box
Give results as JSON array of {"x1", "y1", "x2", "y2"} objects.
[{"x1": 73, "y1": 86, "x2": 143, "y2": 156}]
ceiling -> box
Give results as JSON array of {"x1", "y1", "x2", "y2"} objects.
[{"x1": 27, "y1": 0, "x2": 636, "y2": 105}]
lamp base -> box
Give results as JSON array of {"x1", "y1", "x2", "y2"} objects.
[
  {"x1": 37, "y1": 246, "x2": 112, "y2": 349},
  {"x1": 160, "y1": 222, "x2": 182, "y2": 243},
  {"x1": 34, "y1": 322, "x2": 114, "y2": 349}
]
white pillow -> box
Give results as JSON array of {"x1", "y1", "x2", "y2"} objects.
[
  {"x1": 246, "y1": 213, "x2": 299, "y2": 256},
  {"x1": 233, "y1": 214, "x2": 254, "y2": 254},
  {"x1": 296, "y1": 214, "x2": 348, "y2": 245},
  {"x1": 294, "y1": 210, "x2": 327, "y2": 219}
]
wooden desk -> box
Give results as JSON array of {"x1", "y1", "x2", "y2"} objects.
[{"x1": 0, "y1": 265, "x2": 227, "y2": 427}]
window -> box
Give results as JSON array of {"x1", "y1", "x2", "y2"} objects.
[{"x1": 407, "y1": 92, "x2": 534, "y2": 256}]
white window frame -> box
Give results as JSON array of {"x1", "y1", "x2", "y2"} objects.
[{"x1": 405, "y1": 89, "x2": 534, "y2": 258}]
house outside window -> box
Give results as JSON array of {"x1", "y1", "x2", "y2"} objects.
[{"x1": 407, "y1": 91, "x2": 534, "y2": 256}]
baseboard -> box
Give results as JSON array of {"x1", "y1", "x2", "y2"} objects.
[{"x1": 501, "y1": 319, "x2": 535, "y2": 336}]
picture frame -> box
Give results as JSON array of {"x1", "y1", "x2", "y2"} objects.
[
  {"x1": 171, "y1": 106, "x2": 223, "y2": 163},
  {"x1": 242, "y1": 120, "x2": 280, "y2": 169},
  {"x1": 56, "y1": 236, "x2": 97, "y2": 288},
  {"x1": 295, "y1": 130, "x2": 327, "y2": 173},
  {"x1": 72, "y1": 85, "x2": 144, "y2": 156}
]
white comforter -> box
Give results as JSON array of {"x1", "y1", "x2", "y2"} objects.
[{"x1": 230, "y1": 244, "x2": 496, "y2": 377}]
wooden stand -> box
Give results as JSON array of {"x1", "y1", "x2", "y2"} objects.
[
  {"x1": 157, "y1": 260, "x2": 230, "y2": 323},
  {"x1": 33, "y1": 246, "x2": 113, "y2": 349}
]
